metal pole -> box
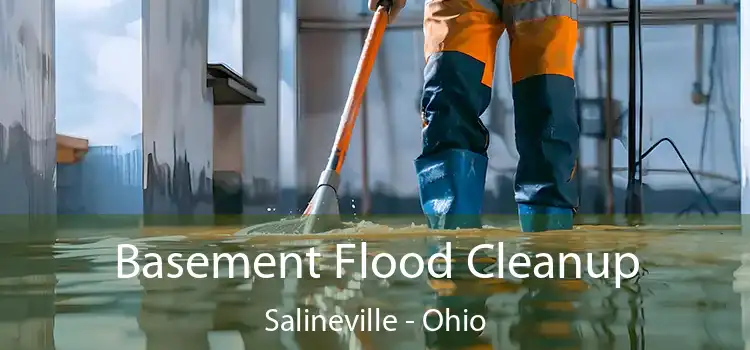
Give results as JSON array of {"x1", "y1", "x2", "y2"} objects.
[
  {"x1": 358, "y1": 6, "x2": 372, "y2": 217},
  {"x1": 601, "y1": 0, "x2": 615, "y2": 222},
  {"x1": 625, "y1": 0, "x2": 642, "y2": 224},
  {"x1": 359, "y1": 31, "x2": 372, "y2": 217},
  {"x1": 694, "y1": 0, "x2": 705, "y2": 105}
]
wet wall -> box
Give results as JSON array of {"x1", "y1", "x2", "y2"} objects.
[
  {"x1": 0, "y1": 0, "x2": 57, "y2": 234},
  {"x1": 0, "y1": 1, "x2": 56, "y2": 344},
  {"x1": 296, "y1": 0, "x2": 741, "y2": 216},
  {"x1": 241, "y1": 0, "x2": 301, "y2": 215},
  {"x1": 142, "y1": 0, "x2": 214, "y2": 221},
  {"x1": 242, "y1": 0, "x2": 282, "y2": 215}
]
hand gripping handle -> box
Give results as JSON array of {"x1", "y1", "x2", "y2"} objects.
[{"x1": 377, "y1": 0, "x2": 393, "y2": 10}]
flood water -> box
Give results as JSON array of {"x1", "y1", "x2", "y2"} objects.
[{"x1": 4, "y1": 222, "x2": 749, "y2": 350}]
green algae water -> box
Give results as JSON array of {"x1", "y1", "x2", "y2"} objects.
[{"x1": 4, "y1": 221, "x2": 748, "y2": 349}]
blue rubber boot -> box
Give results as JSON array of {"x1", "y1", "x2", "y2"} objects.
[
  {"x1": 512, "y1": 74, "x2": 579, "y2": 232},
  {"x1": 415, "y1": 149, "x2": 488, "y2": 230},
  {"x1": 518, "y1": 204, "x2": 574, "y2": 232}
]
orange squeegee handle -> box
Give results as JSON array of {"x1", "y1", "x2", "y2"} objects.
[{"x1": 323, "y1": 4, "x2": 390, "y2": 174}]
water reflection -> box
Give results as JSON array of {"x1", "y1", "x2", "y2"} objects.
[
  {"x1": 137, "y1": 240, "x2": 220, "y2": 350},
  {"x1": 509, "y1": 235, "x2": 644, "y2": 350},
  {"x1": 734, "y1": 253, "x2": 750, "y2": 350},
  {"x1": 510, "y1": 244, "x2": 590, "y2": 349},
  {"x1": 0, "y1": 233, "x2": 57, "y2": 350},
  {"x1": 9, "y1": 225, "x2": 745, "y2": 349}
]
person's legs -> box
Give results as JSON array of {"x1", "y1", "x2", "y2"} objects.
[
  {"x1": 506, "y1": 0, "x2": 580, "y2": 232},
  {"x1": 417, "y1": 0, "x2": 504, "y2": 229}
]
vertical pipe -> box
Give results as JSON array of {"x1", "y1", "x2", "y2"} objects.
[
  {"x1": 278, "y1": 0, "x2": 299, "y2": 214},
  {"x1": 358, "y1": 5, "x2": 372, "y2": 217},
  {"x1": 694, "y1": 0, "x2": 705, "y2": 103},
  {"x1": 741, "y1": 0, "x2": 749, "y2": 234},
  {"x1": 595, "y1": 0, "x2": 615, "y2": 222},
  {"x1": 602, "y1": 23, "x2": 615, "y2": 220},
  {"x1": 360, "y1": 76, "x2": 372, "y2": 216},
  {"x1": 625, "y1": 0, "x2": 642, "y2": 223},
  {"x1": 574, "y1": 0, "x2": 584, "y2": 220}
]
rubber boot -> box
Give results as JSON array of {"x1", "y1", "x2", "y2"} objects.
[
  {"x1": 518, "y1": 204, "x2": 573, "y2": 232},
  {"x1": 415, "y1": 149, "x2": 488, "y2": 230}
]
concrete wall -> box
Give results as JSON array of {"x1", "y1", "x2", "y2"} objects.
[
  {"x1": 0, "y1": 0, "x2": 56, "y2": 341},
  {"x1": 142, "y1": 0, "x2": 214, "y2": 220},
  {"x1": 242, "y1": 0, "x2": 282, "y2": 214},
  {"x1": 243, "y1": 0, "x2": 299, "y2": 215},
  {"x1": 0, "y1": 0, "x2": 57, "y2": 233}
]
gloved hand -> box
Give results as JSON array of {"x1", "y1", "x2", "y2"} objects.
[{"x1": 368, "y1": 0, "x2": 406, "y2": 23}]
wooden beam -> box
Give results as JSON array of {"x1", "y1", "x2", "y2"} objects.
[{"x1": 56, "y1": 133, "x2": 89, "y2": 164}]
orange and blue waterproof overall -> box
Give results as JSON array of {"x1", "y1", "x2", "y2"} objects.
[{"x1": 415, "y1": 0, "x2": 579, "y2": 232}]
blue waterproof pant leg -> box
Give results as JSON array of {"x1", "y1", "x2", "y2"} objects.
[
  {"x1": 513, "y1": 75, "x2": 579, "y2": 232},
  {"x1": 416, "y1": 50, "x2": 494, "y2": 230}
]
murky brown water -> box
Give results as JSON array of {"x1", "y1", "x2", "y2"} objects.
[{"x1": 3, "y1": 222, "x2": 748, "y2": 350}]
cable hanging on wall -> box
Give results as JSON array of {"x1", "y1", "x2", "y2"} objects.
[{"x1": 622, "y1": 0, "x2": 727, "y2": 220}]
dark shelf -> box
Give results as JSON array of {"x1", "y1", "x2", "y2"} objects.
[{"x1": 207, "y1": 63, "x2": 265, "y2": 105}]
